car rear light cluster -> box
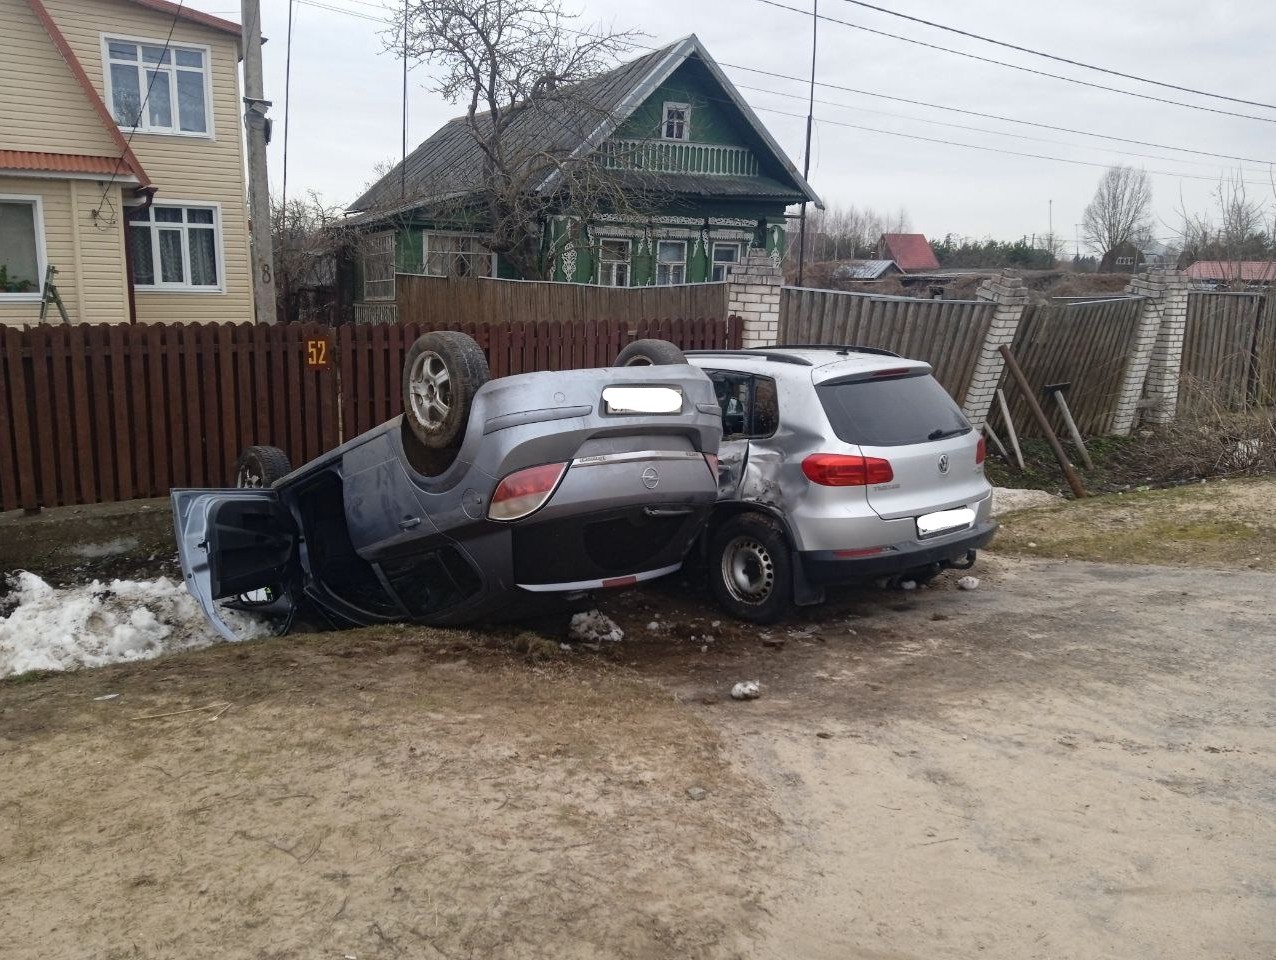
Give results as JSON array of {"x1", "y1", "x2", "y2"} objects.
[
  {"x1": 488, "y1": 462, "x2": 567, "y2": 521},
  {"x1": 976, "y1": 435, "x2": 987, "y2": 465},
  {"x1": 802, "y1": 453, "x2": 894, "y2": 486},
  {"x1": 704, "y1": 453, "x2": 720, "y2": 480}
]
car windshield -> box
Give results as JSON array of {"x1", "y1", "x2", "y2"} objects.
[{"x1": 816, "y1": 373, "x2": 971, "y2": 447}]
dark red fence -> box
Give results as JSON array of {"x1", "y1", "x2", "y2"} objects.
[{"x1": 0, "y1": 317, "x2": 738, "y2": 512}]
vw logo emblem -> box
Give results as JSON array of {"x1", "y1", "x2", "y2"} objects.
[
  {"x1": 641, "y1": 466, "x2": 661, "y2": 489},
  {"x1": 937, "y1": 454, "x2": 950, "y2": 476}
]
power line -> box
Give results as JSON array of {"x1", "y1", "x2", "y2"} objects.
[
  {"x1": 751, "y1": 0, "x2": 1276, "y2": 125},
  {"x1": 837, "y1": 0, "x2": 1276, "y2": 111},
  {"x1": 281, "y1": 0, "x2": 297, "y2": 214}
]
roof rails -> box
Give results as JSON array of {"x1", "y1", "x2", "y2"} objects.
[
  {"x1": 766, "y1": 343, "x2": 902, "y2": 358},
  {"x1": 683, "y1": 349, "x2": 814, "y2": 366}
]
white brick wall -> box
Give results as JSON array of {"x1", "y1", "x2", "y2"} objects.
[
  {"x1": 959, "y1": 270, "x2": 1030, "y2": 428},
  {"x1": 1110, "y1": 269, "x2": 1187, "y2": 433},
  {"x1": 726, "y1": 250, "x2": 784, "y2": 347}
]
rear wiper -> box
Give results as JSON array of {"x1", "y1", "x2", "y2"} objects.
[{"x1": 927, "y1": 427, "x2": 966, "y2": 441}]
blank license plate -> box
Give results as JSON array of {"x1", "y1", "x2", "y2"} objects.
[{"x1": 917, "y1": 507, "x2": 975, "y2": 539}]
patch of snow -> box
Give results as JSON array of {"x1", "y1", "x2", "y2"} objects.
[
  {"x1": 992, "y1": 487, "x2": 1062, "y2": 517},
  {"x1": 957, "y1": 576, "x2": 981, "y2": 591},
  {"x1": 568, "y1": 610, "x2": 624, "y2": 645},
  {"x1": 0, "y1": 572, "x2": 269, "y2": 679},
  {"x1": 730, "y1": 680, "x2": 761, "y2": 701}
]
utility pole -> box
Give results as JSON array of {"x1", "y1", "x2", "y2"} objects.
[
  {"x1": 795, "y1": 0, "x2": 818, "y2": 287},
  {"x1": 242, "y1": 0, "x2": 278, "y2": 324}
]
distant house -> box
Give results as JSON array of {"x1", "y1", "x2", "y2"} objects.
[
  {"x1": 1184, "y1": 261, "x2": 1276, "y2": 287},
  {"x1": 1, "y1": 0, "x2": 255, "y2": 326},
  {"x1": 832, "y1": 259, "x2": 900, "y2": 281},
  {"x1": 876, "y1": 234, "x2": 940, "y2": 273},
  {"x1": 1100, "y1": 241, "x2": 1144, "y2": 273},
  {"x1": 348, "y1": 35, "x2": 820, "y2": 305}
]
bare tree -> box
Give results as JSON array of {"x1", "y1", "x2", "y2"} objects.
[
  {"x1": 273, "y1": 191, "x2": 359, "y2": 322},
  {"x1": 1172, "y1": 170, "x2": 1276, "y2": 286},
  {"x1": 387, "y1": 0, "x2": 642, "y2": 279},
  {"x1": 1082, "y1": 165, "x2": 1154, "y2": 265}
]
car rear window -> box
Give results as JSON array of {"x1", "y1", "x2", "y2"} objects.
[{"x1": 816, "y1": 373, "x2": 971, "y2": 447}]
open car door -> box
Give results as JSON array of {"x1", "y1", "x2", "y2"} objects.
[{"x1": 171, "y1": 489, "x2": 300, "y2": 640}]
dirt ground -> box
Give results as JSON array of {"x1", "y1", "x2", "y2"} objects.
[{"x1": 3, "y1": 494, "x2": 1276, "y2": 959}]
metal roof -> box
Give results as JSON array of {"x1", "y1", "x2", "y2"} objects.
[
  {"x1": 0, "y1": 150, "x2": 136, "y2": 178},
  {"x1": 832, "y1": 259, "x2": 898, "y2": 280},
  {"x1": 349, "y1": 35, "x2": 820, "y2": 216},
  {"x1": 1184, "y1": 261, "x2": 1276, "y2": 282},
  {"x1": 879, "y1": 233, "x2": 940, "y2": 272}
]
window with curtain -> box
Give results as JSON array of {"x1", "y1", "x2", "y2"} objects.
[
  {"x1": 598, "y1": 239, "x2": 630, "y2": 286},
  {"x1": 711, "y1": 243, "x2": 741, "y2": 281},
  {"x1": 656, "y1": 240, "x2": 686, "y2": 285},
  {"x1": 106, "y1": 38, "x2": 209, "y2": 135},
  {"x1": 0, "y1": 198, "x2": 43, "y2": 297},
  {"x1": 129, "y1": 205, "x2": 221, "y2": 290}
]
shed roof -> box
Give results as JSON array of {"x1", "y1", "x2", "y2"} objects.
[
  {"x1": 0, "y1": 150, "x2": 138, "y2": 179},
  {"x1": 879, "y1": 233, "x2": 940, "y2": 272}
]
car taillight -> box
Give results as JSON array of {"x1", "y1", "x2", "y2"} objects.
[
  {"x1": 488, "y1": 462, "x2": 567, "y2": 521},
  {"x1": 976, "y1": 435, "x2": 987, "y2": 465},
  {"x1": 802, "y1": 453, "x2": 894, "y2": 486},
  {"x1": 704, "y1": 453, "x2": 719, "y2": 480}
]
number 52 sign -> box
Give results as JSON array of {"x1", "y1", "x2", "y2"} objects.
[{"x1": 306, "y1": 337, "x2": 330, "y2": 368}]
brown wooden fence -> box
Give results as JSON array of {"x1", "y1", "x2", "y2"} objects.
[
  {"x1": 1180, "y1": 291, "x2": 1272, "y2": 410},
  {"x1": 777, "y1": 287, "x2": 997, "y2": 401},
  {"x1": 0, "y1": 317, "x2": 738, "y2": 512},
  {"x1": 992, "y1": 297, "x2": 1144, "y2": 437},
  {"x1": 386, "y1": 274, "x2": 730, "y2": 327}
]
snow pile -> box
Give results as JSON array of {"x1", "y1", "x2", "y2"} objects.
[
  {"x1": 730, "y1": 680, "x2": 761, "y2": 701},
  {"x1": 992, "y1": 487, "x2": 1062, "y2": 517},
  {"x1": 0, "y1": 572, "x2": 269, "y2": 678},
  {"x1": 568, "y1": 610, "x2": 624, "y2": 645}
]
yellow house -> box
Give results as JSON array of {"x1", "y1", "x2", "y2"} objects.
[{"x1": 0, "y1": 0, "x2": 254, "y2": 326}]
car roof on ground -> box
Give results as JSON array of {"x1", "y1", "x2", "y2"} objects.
[{"x1": 685, "y1": 346, "x2": 931, "y2": 383}]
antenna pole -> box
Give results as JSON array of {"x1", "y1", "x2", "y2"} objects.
[{"x1": 796, "y1": 0, "x2": 818, "y2": 287}]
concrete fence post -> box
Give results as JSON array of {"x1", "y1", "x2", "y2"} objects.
[
  {"x1": 1111, "y1": 269, "x2": 1188, "y2": 433},
  {"x1": 960, "y1": 270, "x2": 1030, "y2": 428},
  {"x1": 725, "y1": 249, "x2": 783, "y2": 348}
]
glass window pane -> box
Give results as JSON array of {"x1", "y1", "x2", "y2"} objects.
[
  {"x1": 713, "y1": 244, "x2": 739, "y2": 263},
  {"x1": 130, "y1": 206, "x2": 151, "y2": 222},
  {"x1": 147, "y1": 69, "x2": 172, "y2": 128},
  {"x1": 189, "y1": 228, "x2": 217, "y2": 285},
  {"x1": 129, "y1": 225, "x2": 154, "y2": 285},
  {"x1": 177, "y1": 70, "x2": 207, "y2": 132},
  {"x1": 657, "y1": 241, "x2": 684, "y2": 263},
  {"x1": 817, "y1": 375, "x2": 970, "y2": 447},
  {"x1": 142, "y1": 45, "x2": 170, "y2": 65},
  {"x1": 108, "y1": 40, "x2": 137, "y2": 60},
  {"x1": 158, "y1": 229, "x2": 185, "y2": 283},
  {"x1": 0, "y1": 202, "x2": 39, "y2": 291},
  {"x1": 614, "y1": 263, "x2": 629, "y2": 287},
  {"x1": 186, "y1": 208, "x2": 214, "y2": 224},
  {"x1": 601, "y1": 240, "x2": 628, "y2": 260},
  {"x1": 175, "y1": 48, "x2": 203, "y2": 68},
  {"x1": 110, "y1": 63, "x2": 142, "y2": 125},
  {"x1": 154, "y1": 207, "x2": 183, "y2": 223}
]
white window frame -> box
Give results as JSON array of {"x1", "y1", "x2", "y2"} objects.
[
  {"x1": 362, "y1": 231, "x2": 396, "y2": 301},
  {"x1": 129, "y1": 200, "x2": 226, "y2": 294},
  {"x1": 662, "y1": 101, "x2": 691, "y2": 141},
  {"x1": 656, "y1": 240, "x2": 687, "y2": 286},
  {"x1": 421, "y1": 232, "x2": 496, "y2": 278},
  {"x1": 598, "y1": 238, "x2": 631, "y2": 287},
  {"x1": 710, "y1": 242, "x2": 742, "y2": 282},
  {"x1": 101, "y1": 33, "x2": 215, "y2": 139},
  {"x1": 0, "y1": 194, "x2": 47, "y2": 303}
]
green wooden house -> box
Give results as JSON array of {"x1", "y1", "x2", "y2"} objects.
[{"x1": 347, "y1": 34, "x2": 820, "y2": 300}]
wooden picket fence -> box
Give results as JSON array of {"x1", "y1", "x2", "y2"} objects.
[{"x1": 0, "y1": 316, "x2": 737, "y2": 512}]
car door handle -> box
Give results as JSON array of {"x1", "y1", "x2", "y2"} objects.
[
  {"x1": 643, "y1": 506, "x2": 695, "y2": 518},
  {"x1": 399, "y1": 516, "x2": 422, "y2": 530}
]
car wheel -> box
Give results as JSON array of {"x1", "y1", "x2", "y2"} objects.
[
  {"x1": 403, "y1": 331, "x2": 490, "y2": 449},
  {"x1": 233, "y1": 445, "x2": 292, "y2": 488},
  {"x1": 709, "y1": 513, "x2": 793, "y2": 623},
  {"x1": 614, "y1": 338, "x2": 687, "y2": 366}
]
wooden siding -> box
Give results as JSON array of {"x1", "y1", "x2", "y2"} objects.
[
  {"x1": 599, "y1": 140, "x2": 759, "y2": 176},
  {"x1": 0, "y1": 317, "x2": 738, "y2": 511},
  {"x1": 393, "y1": 275, "x2": 731, "y2": 328},
  {"x1": 994, "y1": 298, "x2": 1144, "y2": 437},
  {"x1": 777, "y1": 286, "x2": 995, "y2": 401}
]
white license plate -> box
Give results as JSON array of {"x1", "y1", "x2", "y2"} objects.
[{"x1": 917, "y1": 507, "x2": 975, "y2": 539}]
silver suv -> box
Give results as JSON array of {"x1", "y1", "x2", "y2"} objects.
[{"x1": 684, "y1": 345, "x2": 995, "y2": 622}]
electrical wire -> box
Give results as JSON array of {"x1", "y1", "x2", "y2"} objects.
[
  {"x1": 751, "y1": 0, "x2": 1276, "y2": 124},
  {"x1": 282, "y1": 0, "x2": 297, "y2": 217},
  {"x1": 837, "y1": 0, "x2": 1276, "y2": 111}
]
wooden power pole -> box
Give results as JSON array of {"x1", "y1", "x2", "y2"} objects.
[{"x1": 241, "y1": 0, "x2": 278, "y2": 324}]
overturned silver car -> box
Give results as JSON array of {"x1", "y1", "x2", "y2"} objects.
[{"x1": 173, "y1": 333, "x2": 722, "y2": 638}]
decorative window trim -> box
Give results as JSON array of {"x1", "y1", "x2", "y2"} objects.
[
  {"x1": 128, "y1": 200, "x2": 226, "y2": 294},
  {"x1": 656, "y1": 239, "x2": 687, "y2": 286},
  {"x1": 662, "y1": 101, "x2": 691, "y2": 141},
  {"x1": 101, "y1": 33, "x2": 215, "y2": 139},
  {"x1": 0, "y1": 194, "x2": 47, "y2": 302}
]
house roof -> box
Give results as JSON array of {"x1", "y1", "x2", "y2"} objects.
[
  {"x1": 879, "y1": 234, "x2": 940, "y2": 272},
  {"x1": 1184, "y1": 261, "x2": 1276, "y2": 282},
  {"x1": 0, "y1": 150, "x2": 139, "y2": 180},
  {"x1": 349, "y1": 35, "x2": 820, "y2": 217},
  {"x1": 832, "y1": 259, "x2": 899, "y2": 280},
  {"x1": 124, "y1": 0, "x2": 244, "y2": 37}
]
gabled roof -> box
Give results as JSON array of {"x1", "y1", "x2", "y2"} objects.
[
  {"x1": 1185, "y1": 261, "x2": 1276, "y2": 282},
  {"x1": 879, "y1": 233, "x2": 940, "y2": 272},
  {"x1": 349, "y1": 35, "x2": 820, "y2": 216},
  {"x1": 125, "y1": 0, "x2": 244, "y2": 37}
]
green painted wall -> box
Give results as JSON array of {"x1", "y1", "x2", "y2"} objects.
[{"x1": 614, "y1": 62, "x2": 751, "y2": 146}]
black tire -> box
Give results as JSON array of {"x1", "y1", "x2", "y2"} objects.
[
  {"x1": 614, "y1": 338, "x2": 687, "y2": 367},
  {"x1": 708, "y1": 512, "x2": 793, "y2": 623},
  {"x1": 233, "y1": 445, "x2": 292, "y2": 488},
  {"x1": 402, "y1": 331, "x2": 490, "y2": 449}
]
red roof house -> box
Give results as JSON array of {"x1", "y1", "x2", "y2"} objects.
[
  {"x1": 1184, "y1": 261, "x2": 1276, "y2": 284},
  {"x1": 877, "y1": 233, "x2": 940, "y2": 273}
]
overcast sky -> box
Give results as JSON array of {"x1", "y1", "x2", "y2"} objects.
[{"x1": 196, "y1": 0, "x2": 1276, "y2": 252}]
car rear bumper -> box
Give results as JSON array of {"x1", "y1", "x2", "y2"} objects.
[{"x1": 799, "y1": 520, "x2": 997, "y2": 582}]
